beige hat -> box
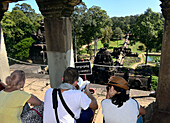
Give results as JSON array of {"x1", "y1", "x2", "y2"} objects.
[{"x1": 106, "y1": 76, "x2": 129, "y2": 90}]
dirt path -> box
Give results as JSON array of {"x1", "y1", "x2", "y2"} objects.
[
  {"x1": 79, "y1": 41, "x2": 95, "y2": 50},
  {"x1": 131, "y1": 53, "x2": 145, "y2": 69}
]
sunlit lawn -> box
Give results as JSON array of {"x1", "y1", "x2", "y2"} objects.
[
  {"x1": 128, "y1": 41, "x2": 146, "y2": 54},
  {"x1": 79, "y1": 40, "x2": 147, "y2": 63}
]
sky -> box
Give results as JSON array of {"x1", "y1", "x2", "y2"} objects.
[{"x1": 8, "y1": 0, "x2": 162, "y2": 17}]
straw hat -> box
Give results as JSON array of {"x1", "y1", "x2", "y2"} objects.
[{"x1": 106, "y1": 76, "x2": 129, "y2": 90}]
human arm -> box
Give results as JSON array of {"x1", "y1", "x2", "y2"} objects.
[
  {"x1": 27, "y1": 94, "x2": 42, "y2": 106},
  {"x1": 139, "y1": 106, "x2": 145, "y2": 115},
  {"x1": 85, "y1": 84, "x2": 98, "y2": 110}
]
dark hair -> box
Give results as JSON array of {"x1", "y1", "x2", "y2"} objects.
[
  {"x1": 63, "y1": 67, "x2": 79, "y2": 84},
  {"x1": 110, "y1": 85, "x2": 129, "y2": 107}
]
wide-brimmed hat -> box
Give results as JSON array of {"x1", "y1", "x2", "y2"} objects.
[{"x1": 105, "y1": 76, "x2": 129, "y2": 90}]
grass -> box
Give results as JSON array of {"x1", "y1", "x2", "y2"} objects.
[
  {"x1": 123, "y1": 57, "x2": 141, "y2": 67},
  {"x1": 90, "y1": 40, "x2": 125, "y2": 50},
  {"x1": 109, "y1": 40, "x2": 125, "y2": 49},
  {"x1": 128, "y1": 41, "x2": 146, "y2": 54},
  {"x1": 79, "y1": 39, "x2": 148, "y2": 64}
]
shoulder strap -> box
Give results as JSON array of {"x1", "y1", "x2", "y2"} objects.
[
  {"x1": 133, "y1": 99, "x2": 143, "y2": 123},
  {"x1": 52, "y1": 88, "x2": 60, "y2": 123},
  {"x1": 133, "y1": 99, "x2": 139, "y2": 110},
  {"x1": 58, "y1": 89, "x2": 76, "y2": 119}
]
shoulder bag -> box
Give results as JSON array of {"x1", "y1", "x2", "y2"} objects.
[{"x1": 52, "y1": 89, "x2": 76, "y2": 123}]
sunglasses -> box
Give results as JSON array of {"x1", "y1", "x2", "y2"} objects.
[{"x1": 106, "y1": 85, "x2": 112, "y2": 91}]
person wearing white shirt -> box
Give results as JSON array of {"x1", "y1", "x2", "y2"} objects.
[
  {"x1": 102, "y1": 76, "x2": 145, "y2": 123},
  {"x1": 43, "y1": 67, "x2": 98, "y2": 123}
]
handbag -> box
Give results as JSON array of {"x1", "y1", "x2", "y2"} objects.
[
  {"x1": 137, "y1": 115, "x2": 143, "y2": 123},
  {"x1": 21, "y1": 102, "x2": 43, "y2": 123}
]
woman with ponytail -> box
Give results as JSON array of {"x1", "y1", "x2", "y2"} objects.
[
  {"x1": 0, "y1": 70, "x2": 42, "y2": 123},
  {"x1": 102, "y1": 76, "x2": 145, "y2": 123}
]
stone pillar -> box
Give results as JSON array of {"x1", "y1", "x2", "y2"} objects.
[
  {"x1": 0, "y1": 1, "x2": 11, "y2": 82},
  {"x1": 150, "y1": 0, "x2": 170, "y2": 122},
  {"x1": 36, "y1": 0, "x2": 81, "y2": 88},
  {"x1": 0, "y1": 24, "x2": 10, "y2": 82}
]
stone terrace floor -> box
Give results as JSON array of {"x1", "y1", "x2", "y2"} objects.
[{"x1": 10, "y1": 64, "x2": 156, "y2": 123}]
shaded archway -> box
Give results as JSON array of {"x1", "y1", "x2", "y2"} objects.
[{"x1": 1, "y1": 1, "x2": 170, "y2": 122}]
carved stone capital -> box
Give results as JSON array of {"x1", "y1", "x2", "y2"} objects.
[
  {"x1": 0, "y1": 0, "x2": 23, "y2": 21},
  {"x1": 0, "y1": 2, "x2": 9, "y2": 21},
  {"x1": 36, "y1": 0, "x2": 82, "y2": 18},
  {"x1": 160, "y1": 0, "x2": 170, "y2": 20}
]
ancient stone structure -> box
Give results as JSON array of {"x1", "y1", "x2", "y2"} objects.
[
  {"x1": 0, "y1": 24, "x2": 10, "y2": 82},
  {"x1": 0, "y1": 0, "x2": 22, "y2": 82},
  {"x1": 150, "y1": 0, "x2": 170, "y2": 122},
  {"x1": 36, "y1": 0, "x2": 81, "y2": 87}
]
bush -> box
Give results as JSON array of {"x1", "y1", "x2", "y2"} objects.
[
  {"x1": 151, "y1": 76, "x2": 158, "y2": 91},
  {"x1": 138, "y1": 45, "x2": 144, "y2": 50},
  {"x1": 104, "y1": 43, "x2": 109, "y2": 48},
  {"x1": 151, "y1": 64, "x2": 160, "y2": 76},
  {"x1": 14, "y1": 37, "x2": 35, "y2": 61}
]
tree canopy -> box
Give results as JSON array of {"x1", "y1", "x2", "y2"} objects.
[
  {"x1": 1, "y1": 3, "x2": 164, "y2": 63},
  {"x1": 1, "y1": 3, "x2": 43, "y2": 61},
  {"x1": 131, "y1": 8, "x2": 164, "y2": 52}
]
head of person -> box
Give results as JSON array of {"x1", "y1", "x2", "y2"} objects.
[
  {"x1": 63, "y1": 67, "x2": 79, "y2": 86},
  {"x1": 6, "y1": 70, "x2": 25, "y2": 89},
  {"x1": 106, "y1": 76, "x2": 129, "y2": 107}
]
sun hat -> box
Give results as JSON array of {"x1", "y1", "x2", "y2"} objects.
[{"x1": 106, "y1": 76, "x2": 129, "y2": 90}]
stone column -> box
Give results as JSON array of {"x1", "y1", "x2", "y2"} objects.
[
  {"x1": 0, "y1": 1, "x2": 11, "y2": 82},
  {"x1": 36, "y1": 0, "x2": 81, "y2": 88},
  {"x1": 0, "y1": 24, "x2": 10, "y2": 82},
  {"x1": 150, "y1": 0, "x2": 170, "y2": 122}
]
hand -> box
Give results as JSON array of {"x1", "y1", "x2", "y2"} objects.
[
  {"x1": 108, "y1": 86, "x2": 118, "y2": 98},
  {"x1": 85, "y1": 84, "x2": 90, "y2": 93},
  {"x1": 109, "y1": 76, "x2": 115, "y2": 82}
]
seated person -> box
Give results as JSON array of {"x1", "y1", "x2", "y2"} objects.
[
  {"x1": 0, "y1": 70, "x2": 42, "y2": 123},
  {"x1": 43, "y1": 67, "x2": 98, "y2": 123},
  {"x1": 102, "y1": 76, "x2": 145, "y2": 123},
  {"x1": 0, "y1": 79, "x2": 6, "y2": 91}
]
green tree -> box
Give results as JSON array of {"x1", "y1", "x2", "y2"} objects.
[
  {"x1": 113, "y1": 27, "x2": 123, "y2": 40},
  {"x1": 131, "y1": 8, "x2": 164, "y2": 64},
  {"x1": 13, "y1": 3, "x2": 43, "y2": 31},
  {"x1": 83, "y1": 6, "x2": 111, "y2": 55},
  {"x1": 2, "y1": 10, "x2": 35, "y2": 60},
  {"x1": 71, "y1": 2, "x2": 87, "y2": 60},
  {"x1": 71, "y1": 2, "x2": 87, "y2": 47},
  {"x1": 101, "y1": 25, "x2": 113, "y2": 44},
  {"x1": 14, "y1": 37, "x2": 35, "y2": 60},
  {"x1": 111, "y1": 15, "x2": 138, "y2": 38}
]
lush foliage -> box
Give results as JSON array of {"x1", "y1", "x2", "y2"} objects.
[
  {"x1": 1, "y1": 2, "x2": 164, "y2": 65},
  {"x1": 130, "y1": 8, "x2": 164, "y2": 63},
  {"x1": 111, "y1": 15, "x2": 138, "y2": 39},
  {"x1": 1, "y1": 3, "x2": 43, "y2": 61},
  {"x1": 151, "y1": 76, "x2": 158, "y2": 90},
  {"x1": 14, "y1": 37, "x2": 35, "y2": 60},
  {"x1": 71, "y1": 3, "x2": 112, "y2": 56}
]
